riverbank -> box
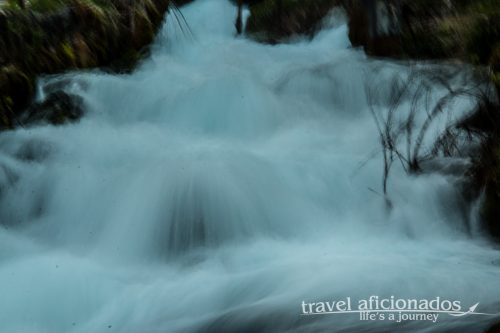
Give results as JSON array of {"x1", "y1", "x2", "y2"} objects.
[
  {"x1": 0, "y1": 0, "x2": 171, "y2": 129},
  {"x1": 244, "y1": 0, "x2": 500, "y2": 241}
]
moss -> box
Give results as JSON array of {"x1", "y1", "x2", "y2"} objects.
[
  {"x1": 464, "y1": 13, "x2": 500, "y2": 65},
  {"x1": 61, "y1": 42, "x2": 76, "y2": 63},
  {"x1": 0, "y1": 65, "x2": 35, "y2": 128},
  {"x1": 23, "y1": 91, "x2": 84, "y2": 125},
  {"x1": 29, "y1": 0, "x2": 67, "y2": 13},
  {"x1": 341, "y1": 0, "x2": 498, "y2": 61},
  {"x1": 460, "y1": 4, "x2": 500, "y2": 234},
  {"x1": 491, "y1": 45, "x2": 500, "y2": 94},
  {"x1": 0, "y1": 96, "x2": 15, "y2": 128},
  {"x1": 0, "y1": 0, "x2": 170, "y2": 127},
  {"x1": 2, "y1": 0, "x2": 114, "y2": 13}
]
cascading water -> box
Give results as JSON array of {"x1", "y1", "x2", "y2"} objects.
[{"x1": 0, "y1": 1, "x2": 499, "y2": 332}]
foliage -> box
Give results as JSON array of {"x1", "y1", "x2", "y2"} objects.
[
  {"x1": 366, "y1": 66, "x2": 491, "y2": 200},
  {"x1": 0, "y1": 0, "x2": 170, "y2": 127}
]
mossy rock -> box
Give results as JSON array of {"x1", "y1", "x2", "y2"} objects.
[
  {"x1": 22, "y1": 91, "x2": 84, "y2": 125},
  {"x1": 461, "y1": 96, "x2": 500, "y2": 240},
  {"x1": 0, "y1": 0, "x2": 170, "y2": 129},
  {"x1": 396, "y1": 0, "x2": 460, "y2": 59},
  {"x1": 481, "y1": 143, "x2": 500, "y2": 240},
  {"x1": 343, "y1": 0, "x2": 367, "y2": 48},
  {"x1": 465, "y1": 12, "x2": 500, "y2": 65},
  {"x1": 245, "y1": 0, "x2": 341, "y2": 43},
  {"x1": 485, "y1": 320, "x2": 500, "y2": 333},
  {"x1": 0, "y1": 65, "x2": 35, "y2": 128}
]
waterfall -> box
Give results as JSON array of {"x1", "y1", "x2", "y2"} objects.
[{"x1": 0, "y1": 0, "x2": 499, "y2": 332}]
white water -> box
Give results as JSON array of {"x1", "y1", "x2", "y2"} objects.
[{"x1": 0, "y1": 1, "x2": 499, "y2": 332}]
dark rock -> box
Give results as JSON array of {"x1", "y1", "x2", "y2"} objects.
[
  {"x1": 0, "y1": 66, "x2": 35, "y2": 129},
  {"x1": 492, "y1": 45, "x2": 500, "y2": 73},
  {"x1": 172, "y1": 0, "x2": 196, "y2": 6},
  {"x1": 22, "y1": 91, "x2": 84, "y2": 125},
  {"x1": 0, "y1": 0, "x2": 170, "y2": 130},
  {"x1": 245, "y1": 0, "x2": 341, "y2": 43},
  {"x1": 0, "y1": 0, "x2": 157, "y2": 71},
  {"x1": 490, "y1": 44, "x2": 500, "y2": 95},
  {"x1": 345, "y1": 0, "x2": 403, "y2": 57},
  {"x1": 485, "y1": 320, "x2": 500, "y2": 333}
]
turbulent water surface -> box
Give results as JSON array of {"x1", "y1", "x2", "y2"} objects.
[{"x1": 0, "y1": 1, "x2": 499, "y2": 332}]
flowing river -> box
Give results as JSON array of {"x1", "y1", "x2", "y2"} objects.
[{"x1": 0, "y1": 1, "x2": 499, "y2": 332}]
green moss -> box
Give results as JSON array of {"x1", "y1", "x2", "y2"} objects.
[
  {"x1": 61, "y1": 42, "x2": 76, "y2": 63},
  {"x1": 29, "y1": 0, "x2": 67, "y2": 13},
  {"x1": 465, "y1": 14, "x2": 500, "y2": 65},
  {"x1": 0, "y1": 95, "x2": 14, "y2": 127},
  {"x1": 2, "y1": 0, "x2": 115, "y2": 13},
  {"x1": 491, "y1": 45, "x2": 500, "y2": 73},
  {"x1": 0, "y1": 0, "x2": 170, "y2": 128},
  {"x1": 0, "y1": 65, "x2": 35, "y2": 128}
]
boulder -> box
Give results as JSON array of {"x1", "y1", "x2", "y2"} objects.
[
  {"x1": 0, "y1": 0, "x2": 171, "y2": 131},
  {"x1": 22, "y1": 91, "x2": 84, "y2": 125},
  {"x1": 245, "y1": 0, "x2": 341, "y2": 43},
  {"x1": 485, "y1": 320, "x2": 500, "y2": 333}
]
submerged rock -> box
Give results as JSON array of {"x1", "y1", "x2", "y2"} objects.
[{"x1": 22, "y1": 91, "x2": 84, "y2": 125}]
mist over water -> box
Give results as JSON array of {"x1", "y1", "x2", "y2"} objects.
[{"x1": 0, "y1": 0, "x2": 499, "y2": 332}]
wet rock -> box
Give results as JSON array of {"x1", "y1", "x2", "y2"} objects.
[
  {"x1": 0, "y1": 0, "x2": 170, "y2": 129},
  {"x1": 490, "y1": 44, "x2": 500, "y2": 95},
  {"x1": 0, "y1": 65, "x2": 35, "y2": 129},
  {"x1": 485, "y1": 320, "x2": 500, "y2": 333},
  {"x1": 245, "y1": 0, "x2": 341, "y2": 43},
  {"x1": 22, "y1": 91, "x2": 84, "y2": 125}
]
